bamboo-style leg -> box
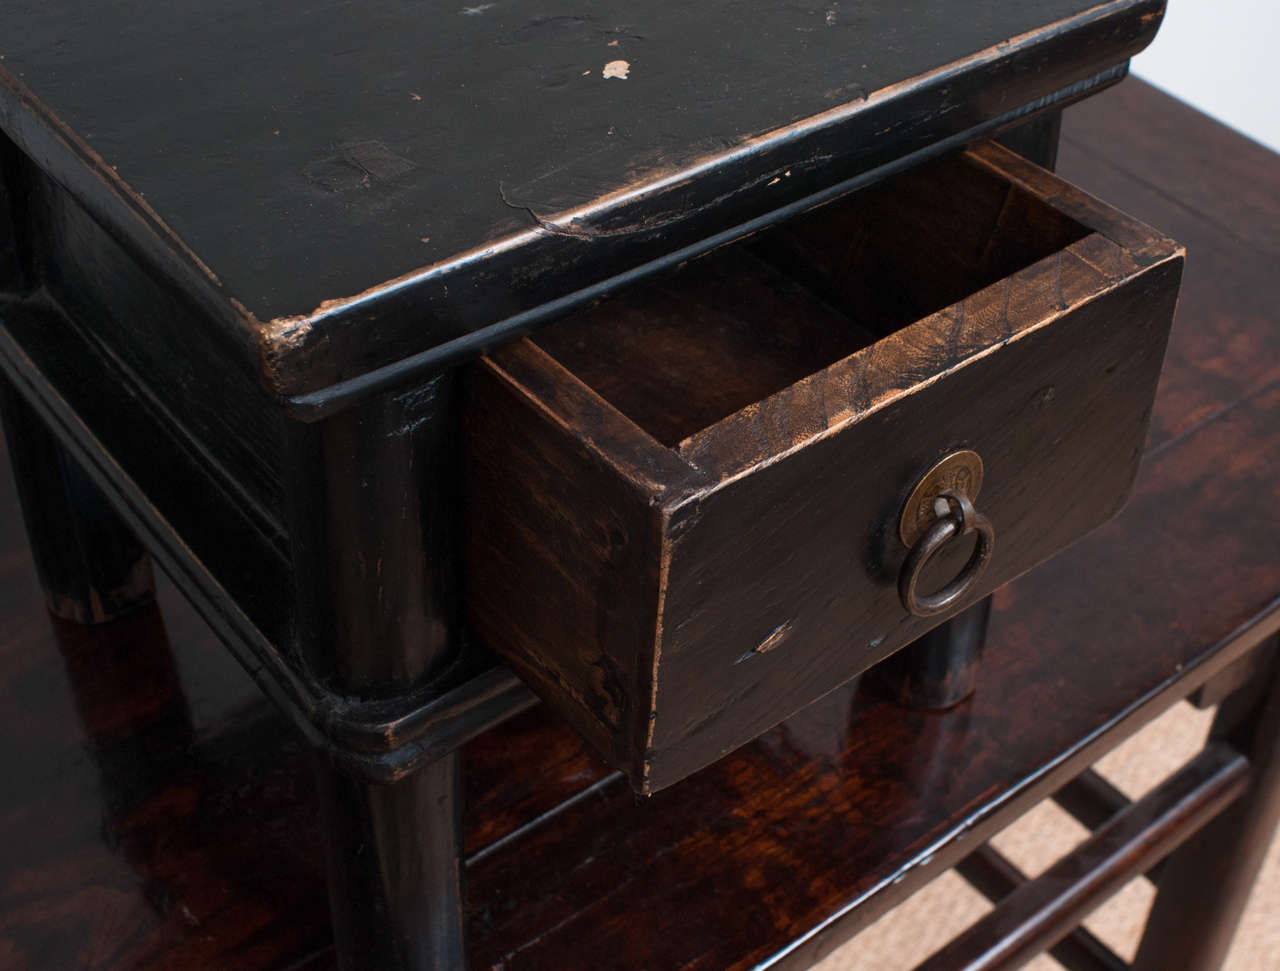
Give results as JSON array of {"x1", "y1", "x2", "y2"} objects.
[
  {"x1": 316, "y1": 753, "x2": 465, "y2": 970},
  {"x1": 285, "y1": 373, "x2": 466, "y2": 970}
]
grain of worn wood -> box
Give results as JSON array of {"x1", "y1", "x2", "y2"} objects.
[
  {"x1": 465, "y1": 140, "x2": 1182, "y2": 792},
  {"x1": 532, "y1": 250, "x2": 881, "y2": 447}
]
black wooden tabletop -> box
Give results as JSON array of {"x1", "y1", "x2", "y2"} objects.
[{"x1": 0, "y1": 1, "x2": 1165, "y2": 396}]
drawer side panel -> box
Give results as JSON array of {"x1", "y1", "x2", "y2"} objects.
[{"x1": 464, "y1": 356, "x2": 667, "y2": 774}]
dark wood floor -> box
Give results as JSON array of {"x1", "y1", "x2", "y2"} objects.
[{"x1": 1, "y1": 79, "x2": 1278, "y2": 970}]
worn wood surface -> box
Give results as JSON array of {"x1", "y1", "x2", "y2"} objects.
[
  {"x1": 466, "y1": 141, "x2": 1181, "y2": 792},
  {"x1": 0, "y1": 2, "x2": 1165, "y2": 394},
  {"x1": 533, "y1": 249, "x2": 878, "y2": 447},
  {"x1": 464, "y1": 341, "x2": 675, "y2": 773},
  {"x1": 0, "y1": 37, "x2": 1174, "y2": 960},
  {"x1": 746, "y1": 150, "x2": 1088, "y2": 335},
  {"x1": 886, "y1": 110, "x2": 1063, "y2": 721},
  {"x1": 10, "y1": 157, "x2": 288, "y2": 527},
  {"x1": 0, "y1": 78, "x2": 1274, "y2": 971}
]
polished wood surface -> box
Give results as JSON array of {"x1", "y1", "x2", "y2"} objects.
[
  {"x1": 0, "y1": 2, "x2": 1165, "y2": 395},
  {"x1": 0, "y1": 79, "x2": 1276, "y2": 969},
  {"x1": 465, "y1": 142, "x2": 1181, "y2": 792}
]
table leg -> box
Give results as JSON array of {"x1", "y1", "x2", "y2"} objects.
[
  {"x1": 871, "y1": 595, "x2": 993, "y2": 709},
  {"x1": 285, "y1": 373, "x2": 466, "y2": 969},
  {"x1": 315, "y1": 753, "x2": 465, "y2": 971},
  {"x1": 996, "y1": 108, "x2": 1062, "y2": 171},
  {"x1": 0, "y1": 377, "x2": 154, "y2": 623},
  {"x1": 1133, "y1": 637, "x2": 1280, "y2": 971}
]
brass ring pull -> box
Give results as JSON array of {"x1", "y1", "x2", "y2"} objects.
[{"x1": 897, "y1": 489, "x2": 995, "y2": 617}]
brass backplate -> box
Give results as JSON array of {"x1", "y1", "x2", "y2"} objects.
[{"x1": 899, "y1": 449, "x2": 985, "y2": 547}]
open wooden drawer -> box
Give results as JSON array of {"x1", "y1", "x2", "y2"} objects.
[{"x1": 464, "y1": 140, "x2": 1183, "y2": 794}]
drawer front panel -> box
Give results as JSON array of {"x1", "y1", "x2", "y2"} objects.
[{"x1": 650, "y1": 257, "x2": 1181, "y2": 787}]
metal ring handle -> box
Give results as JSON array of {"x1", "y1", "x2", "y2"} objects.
[{"x1": 897, "y1": 489, "x2": 995, "y2": 617}]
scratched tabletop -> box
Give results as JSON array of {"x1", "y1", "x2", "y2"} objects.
[{"x1": 0, "y1": 1, "x2": 1161, "y2": 394}]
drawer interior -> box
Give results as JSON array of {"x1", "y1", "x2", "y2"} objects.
[{"x1": 532, "y1": 153, "x2": 1091, "y2": 447}]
